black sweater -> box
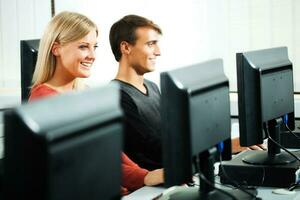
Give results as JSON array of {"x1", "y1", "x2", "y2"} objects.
[{"x1": 113, "y1": 79, "x2": 162, "y2": 170}]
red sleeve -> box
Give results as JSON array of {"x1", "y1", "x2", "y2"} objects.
[
  {"x1": 29, "y1": 86, "x2": 146, "y2": 193},
  {"x1": 121, "y1": 153, "x2": 149, "y2": 191},
  {"x1": 29, "y1": 84, "x2": 59, "y2": 101},
  {"x1": 121, "y1": 186, "x2": 129, "y2": 196}
]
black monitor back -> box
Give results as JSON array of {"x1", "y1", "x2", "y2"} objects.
[
  {"x1": 4, "y1": 85, "x2": 122, "y2": 200},
  {"x1": 237, "y1": 46, "x2": 295, "y2": 146},
  {"x1": 161, "y1": 59, "x2": 232, "y2": 187},
  {"x1": 20, "y1": 39, "x2": 40, "y2": 102}
]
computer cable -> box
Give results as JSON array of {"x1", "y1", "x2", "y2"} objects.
[
  {"x1": 288, "y1": 181, "x2": 300, "y2": 191},
  {"x1": 199, "y1": 172, "x2": 240, "y2": 200},
  {"x1": 197, "y1": 169, "x2": 239, "y2": 200},
  {"x1": 283, "y1": 114, "x2": 300, "y2": 140},
  {"x1": 272, "y1": 181, "x2": 300, "y2": 195},
  {"x1": 285, "y1": 124, "x2": 300, "y2": 140},
  {"x1": 199, "y1": 166, "x2": 262, "y2": 200},
  {"x1": 218, "y1": 153, "x2": 263, "y2": 199},
  {"x1": 192, "y1": 152, "x2": 261, "y2": 200},
  {"x1": 217, "y1": 142, "x2": 266, "y2": 190},
  {"x1": 283, "y1": 114, "x2": 289, "y2": 124},
  {"x1": 216, "y1": 144, "x2": 260, "y2": 199},
  {"x1": 264, "y1": 124, "x2": 300, "y2": 162},
  {"x1": 191, "y1": 155, "x2": 239, "y2": 200}
]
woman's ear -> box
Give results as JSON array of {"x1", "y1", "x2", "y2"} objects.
[
  {"x1": 51, "y1": 42, "x2": 61, "y2": 56},
  {"x1": 120, "y1": 41, "x2": 131, "y2": 55}
]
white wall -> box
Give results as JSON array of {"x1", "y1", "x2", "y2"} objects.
[
  {"x1": 55, "y1": 0, "x2": 300, "y2": 92},
  {"x1": 0, "y1": 0, "x2": 51, "y2": 108},
  {"x1": 55, "y1": 0, "x2": 209, "y2": 87},
  {"x1": 1, "y1": 0, "x2": 300, "y2": 110}
]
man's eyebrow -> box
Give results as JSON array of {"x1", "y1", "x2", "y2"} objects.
[{"x1": 147, "y1": 40, "x2": 158, "y2": 44}]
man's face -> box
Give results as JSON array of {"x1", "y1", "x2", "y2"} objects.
[{"x1": 128, "y1": 27, "x2": 161, "y2": 75}]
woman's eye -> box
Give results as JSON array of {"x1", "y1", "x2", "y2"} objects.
[{"x1": 79, "y1": 45, "x2": 88, "y2": 49}]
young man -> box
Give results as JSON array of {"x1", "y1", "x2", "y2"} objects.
[
  {"x1": 109, "y1": 14, "x2": 266, "y2": 170},
  {"x1": 110, "y1": 15, "x2": 163, "y2": 170}
]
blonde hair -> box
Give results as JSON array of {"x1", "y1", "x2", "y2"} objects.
[{"x1": 32, "y1": 11, "x2": 98, "y2": 90}]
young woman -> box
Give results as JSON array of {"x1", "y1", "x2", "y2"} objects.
[{"x1": 29, "y1": 11, "x2": 163, "y2": 195}]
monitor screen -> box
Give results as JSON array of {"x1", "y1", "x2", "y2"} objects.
[
  {"x1": 237, "y1": 46, "x2": 295, "y2": 165},
  {"x1": 20, "y1": 39, "x2": 40, "y2": 102},
  {"x1": 159, "y1": 59, "x2": 252, "y2": 199},
  {"x1": 3, "y1": 85, "x2": 122, "y2": 200}
]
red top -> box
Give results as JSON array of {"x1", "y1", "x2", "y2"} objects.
[
  {"x1": 29, "y1": 84, "x2": 58, "y2": 101},
  {"x1": 29, "y1": 84, "x2": 149, "y2": 194}
]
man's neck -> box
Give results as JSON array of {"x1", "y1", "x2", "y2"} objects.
[{"x1": 115, "y1": 62, "x2": 147, "y2": 94}]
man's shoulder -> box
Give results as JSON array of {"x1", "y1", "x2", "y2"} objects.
[
  {"x1": 144, "y1": 79, "x2": 160, "y2": 93},
  {"x1": 110, "y1": 80, "x2": 135, "y2": 103},
  {"x1": 144, "y1": 79, "x2": 157, "y2": 87},
  {"x1": 111, "y1": 79, "x2": 133, "y2": 91}
]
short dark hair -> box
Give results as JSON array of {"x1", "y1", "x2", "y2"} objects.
[{"x1": 109, "y1": 14, "x2": 162, "y2": 62}]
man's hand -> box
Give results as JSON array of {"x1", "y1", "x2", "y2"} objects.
[
  {"x1": 144, "y1": 169, "x2": 164, "y2": 186},
  {"x1": 231, "y1": 138, "x2": 266, "y2": 154},
  {"x1": 247, "y1": 143, "x2": 267, "y2": 150}
]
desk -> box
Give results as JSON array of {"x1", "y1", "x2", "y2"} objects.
[
  {"x1": 122, "y1": 186, "x2": 165, "y2": 200},
  {"x1": 122, "y1": 185, "x2": 300, "y2": 200},
  {"x1": 123, "y1": 160, "x2": 300, "y2": 200}
]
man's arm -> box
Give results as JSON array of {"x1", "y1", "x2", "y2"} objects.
[{"x1": 231, "y1": 137, "x2": 266, "y2": 154}]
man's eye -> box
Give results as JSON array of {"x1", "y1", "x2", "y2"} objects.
[{"x1": 94, "y1": 45, "x2": 98, "y2": 50}]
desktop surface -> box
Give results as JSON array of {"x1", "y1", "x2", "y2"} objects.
[
  {"x1": 123, "y1": 157, "x2": 300, "y2": 200},
  {"x1": 122, "y1": 178, "x2": 300, "y2": 200},
  {"x1": 219, "y1": 150, "x2": 300, "y2": 187},
  {"x1": 122, "y1": 186, "x2": 165, "y2": 200}
]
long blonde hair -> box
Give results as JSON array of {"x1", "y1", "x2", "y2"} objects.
[{"x1": 32, "y1": 11, "x2": 98, "y2": 89}]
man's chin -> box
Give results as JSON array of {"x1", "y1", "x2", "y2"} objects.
[
  {"x1": 148, "y1": 66, "x2": 156, "y2": 72},
  {"x1": 137, "y1": 66, "x2": 155, "y2": 75},
  {"x1": 78, "y1": 73, "x2": 91, "y2": 78}
]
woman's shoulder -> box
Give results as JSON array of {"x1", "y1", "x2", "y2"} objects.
[{"x1": 29, "y1": 84, "x2": 59, "y2": 101}]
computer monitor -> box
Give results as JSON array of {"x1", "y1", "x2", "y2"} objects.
[
  {"x1": 3, "y1": 85, "x2": 122, "y2": 200},
  {"x1": 20, "y1": 39, "x2": 40, "y2": 102},
  {"x1": 237, "y1": 46, "x2": 295, "y2": 165},
  {"x1": 219, "y1": 47, "x2": 299, "y2": 188},
  {"x1": 161, "y1": 59, "x2": 253, "y2": 199}
]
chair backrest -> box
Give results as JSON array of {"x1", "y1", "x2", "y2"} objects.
[{"x1": 20, "y1": 39, "x2": 40, "y2": 102}]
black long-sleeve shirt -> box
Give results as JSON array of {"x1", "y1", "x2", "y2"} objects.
[{"x1": 113, "y1": 79, "x2": 162, "y2": 170}]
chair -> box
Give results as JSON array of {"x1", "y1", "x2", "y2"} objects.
[{"x1": 20, "y1": 39, "x2": 40, "y2": 102}]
